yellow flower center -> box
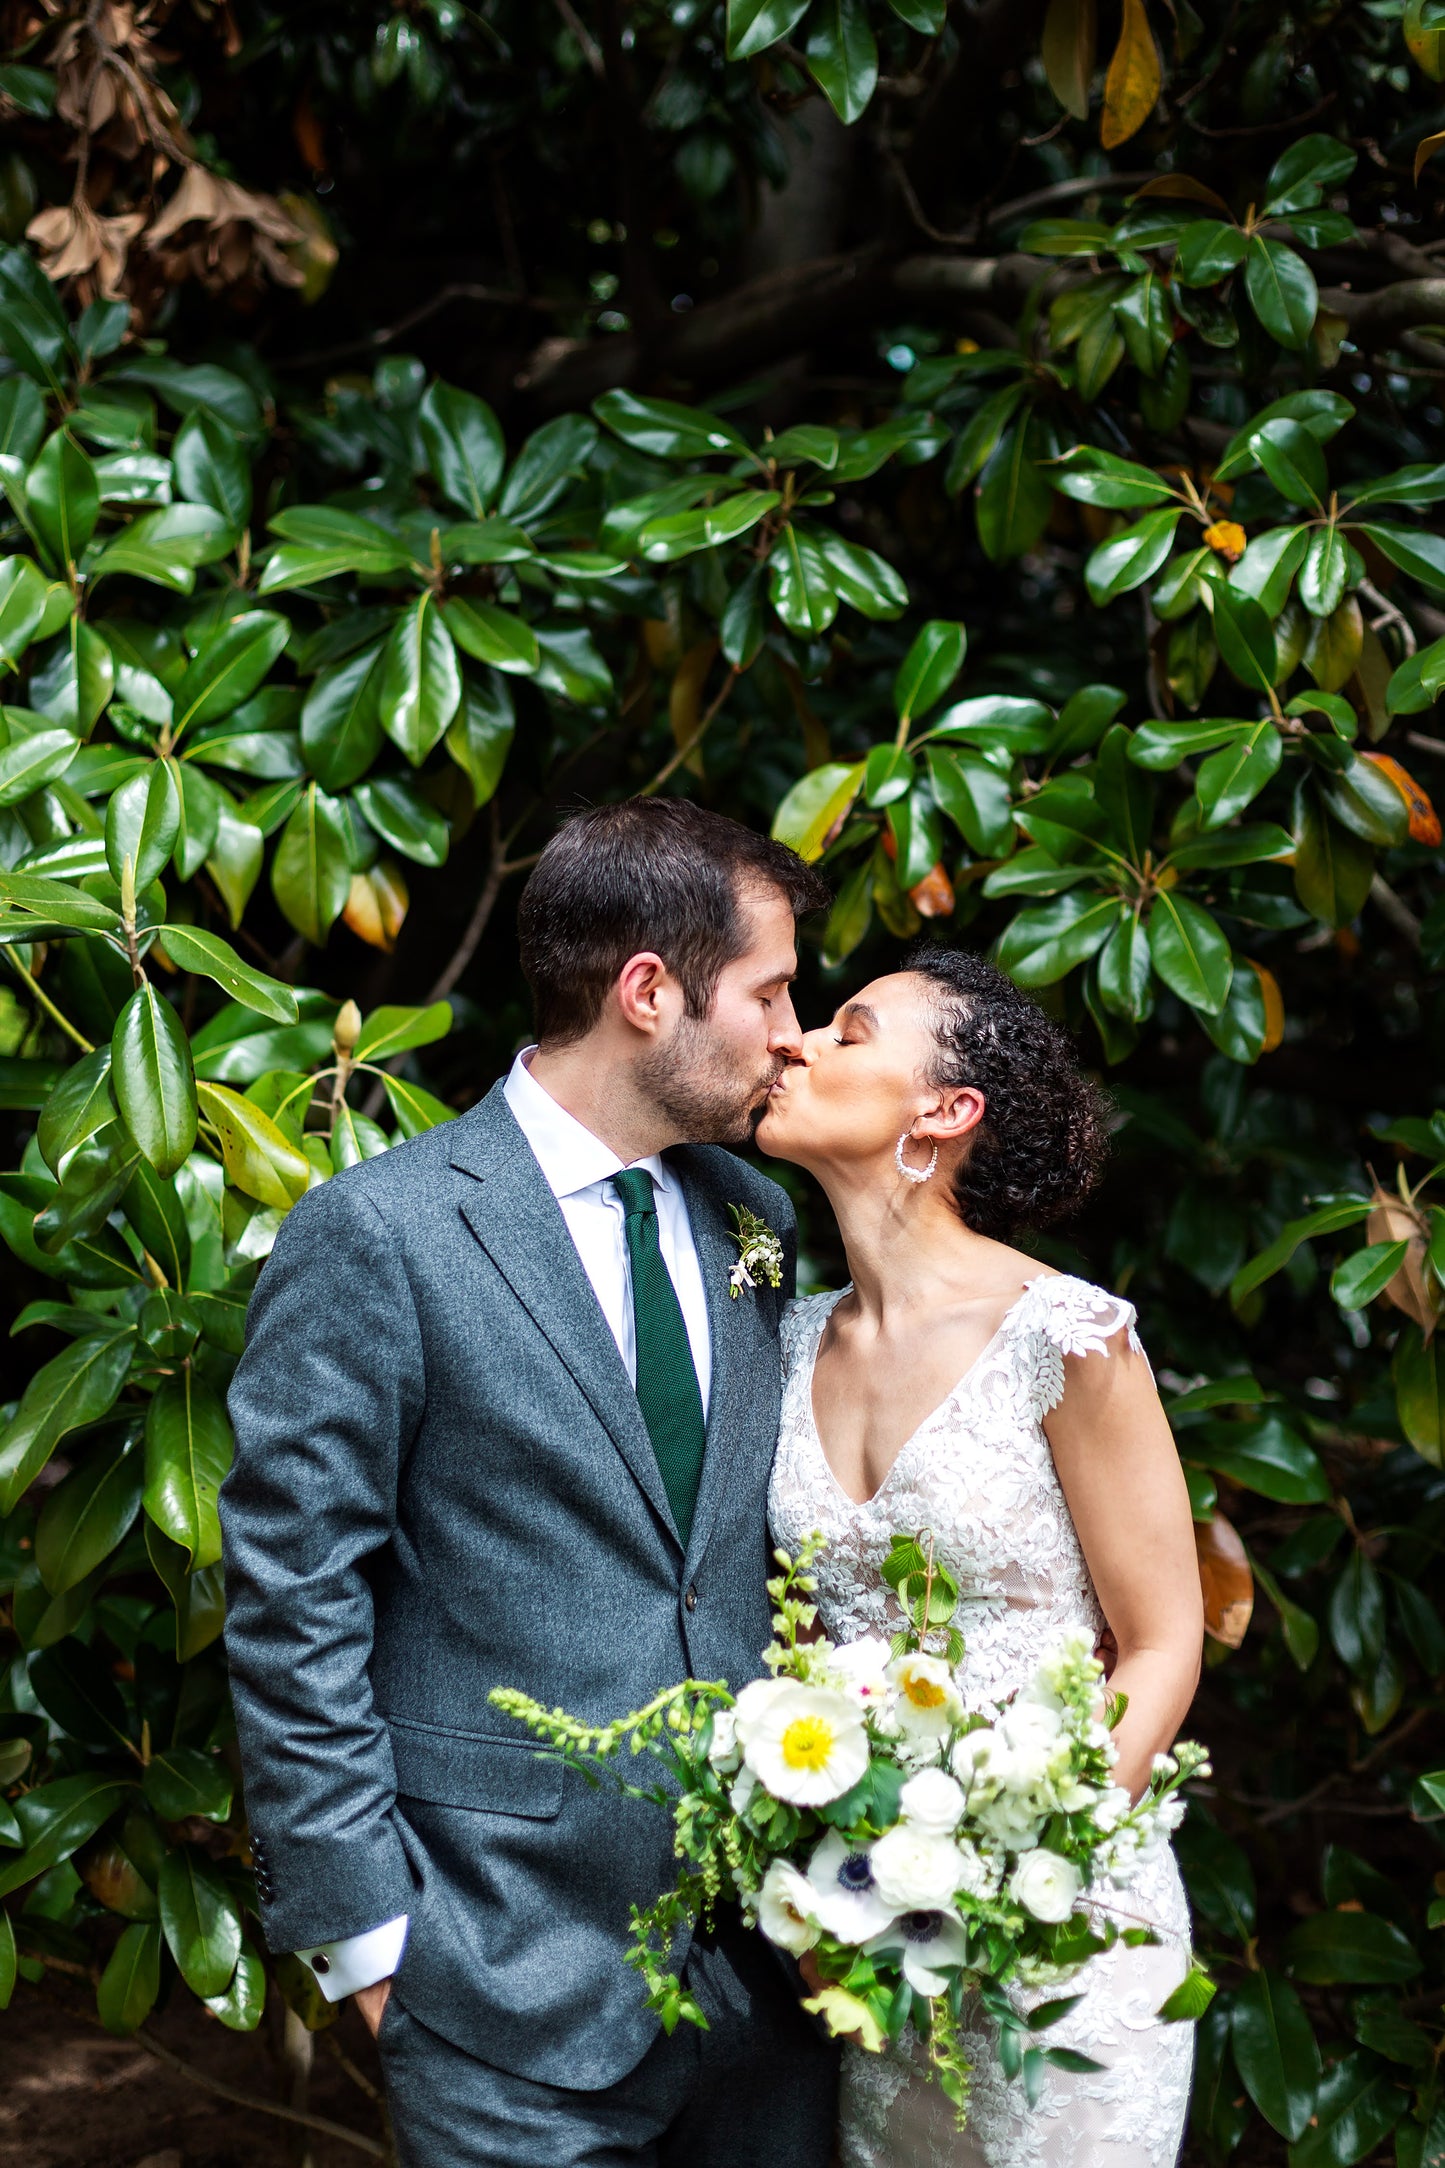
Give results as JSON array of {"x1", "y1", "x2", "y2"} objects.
[
  {"x1": 903, "y1": 1673, "x2": 947, "y2": 1710},
  {"x1": 781, "y1": 1715, "x2": 836, "y2": 1771}
]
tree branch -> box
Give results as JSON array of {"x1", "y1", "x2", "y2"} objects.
[
  {"x1": 426, "y1": 799, "x2": 510, "y2": 1004},
  {"x1": 1320, "y1": 278, "x2": 1445, "y2": 350},
  {"x1": 128, "y1": 2027, "x2": 388, "y2": 2161}
]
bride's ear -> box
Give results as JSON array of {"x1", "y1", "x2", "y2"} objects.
[{"x1": 916, "y1": 1084, "x2": 986, "y2": 1145}]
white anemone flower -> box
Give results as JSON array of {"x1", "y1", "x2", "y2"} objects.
[
  {"x1": 867, "y1": 1909, "x2": 971, "y2": 1998},
  {"x1": 757, "y1": 1859, "x2": 821, "y2": 1954},
  {"x1": 886, "y1": 1653, "x2": 963, "y2": 1740},
  {"x1": 1009, "y1": 1848, "x2": 1083, "y2": 1924},
  {"x1": 899, "y1": 1767, "x2": 965, "y2": 1834},
  {"x1": 805, "y1": 1830, "x2": 898, "y2": 1942},
  {"x1": 870, "y1": 1824, "x2": 966, "y2": 1911},
  {"x1": 733, "y1": 1675, "x2": 792, "y2": 1748},
  {"x1": 828, "y1": 1636, "x2": 893, "y2": 1710},
  {"x1": 742, "y1": 1682, "x2": 870, "y2": 1806}
]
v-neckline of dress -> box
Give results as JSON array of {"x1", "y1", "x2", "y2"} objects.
[{"x1": 803, "y1": 1276, "x2": 1053, "y2": 1511}]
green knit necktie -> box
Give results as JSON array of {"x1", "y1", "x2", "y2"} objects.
[{"x1": 612, "y1": 1166, "x2": 706, "y2": 1547}]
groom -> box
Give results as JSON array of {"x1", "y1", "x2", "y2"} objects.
[{"x1": 220, "y1": 798, "x2": 838, "y2": 2166}]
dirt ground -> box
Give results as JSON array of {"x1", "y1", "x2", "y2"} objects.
[{"x1": 0, "y1": 1981, "x2": 388, "y2": 2168}]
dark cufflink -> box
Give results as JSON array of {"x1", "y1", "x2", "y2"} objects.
[{"x1": 310, "y1": 1952, "x2": 330, "y2": 1976}]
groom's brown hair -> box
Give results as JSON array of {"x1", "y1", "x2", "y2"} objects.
[{"x1": 517, "y1": 798, "x2": 826, "y2": 1046}]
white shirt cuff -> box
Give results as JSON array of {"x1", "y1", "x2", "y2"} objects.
[{"x1": 299, "y1": 1913, "x2": 409, "y2": 2002}]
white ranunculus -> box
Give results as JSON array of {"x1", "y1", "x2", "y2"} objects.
[
  {"x1": 899, "y1": 1767, "x2": 965, "y2": 1835},
  {"x1": 867, "y1": 1908, "x2": 971, "y2": 1998},
  {"x1": 1009, "y1": 1848, "x2": 1083, "y2": 1924},
  {"x1": 733, "y1": 1675, "x2": 792, "y2": 1747},
  {"x1": 757, "y1": 1859, "x2": 821, "y2": 1954},
  {"x1": 869, "y1": 1824, "x2": 966, "y2": 1912},
  {"x1": 887, "y1": 1653, "x2": 963, "y2": 1739},
  {"x1": 805, "y1": 1830, "x2": 897, "y2": 1942},
  {"x1": 743, "y1": 1682, "x2": 871, "y2": 1807},
  {"x1": 828, "y1": 1636, "x2": 893, "y2": 1710}
]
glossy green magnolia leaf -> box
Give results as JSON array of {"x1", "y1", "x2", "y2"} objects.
[
  {"x1": 1344, "y1": 461, "x2": 1445, "y2": 510},
  {"x1": 419, "y1": 380, "x2": 506, "y2": 517},
  {"x1": 894, "y1": 621, "x2": 968, "y2": 726},
  {"x1": 1286, "y1": 1911, "x2": 1421, "y2": 1985},
  {"x1": 1356, "y1": 523, "x2": 1445, "y2": 597},
  {"x1": 1303, "y1": 596, "x2": 1363, "y2": 694},
  {"x1": 1299, "y1": 526, "x2": 1350, "y2": 618},
  {"x1": 443, "y1": 596, "x2": 539, "y2": 675},
  {"x1": 159, "y1": 926, "x2": 296, "y2": 1024},
  {"x1": 1175, "y1": 219, "x2": 1249, "y2": 285},
  {"x1": 864, "y1": 745, "x2": 916, "y2": 808},
  {"x1": 593, "y1": 388, "x2": 748, "y2": 462},
  {"x1": 35, "y1": 1428, "x2": 142, "y2": 1595},
  {"x1": 36, "y1": 1046, "x2": 115, "y2": 1172},
  {"x1": 927, "y1": 695, "x2": 1053, "y2": 753},
  {"x1": 143, "y1": 1369, "x2": 232, "y2": 1571},
  {"x1": 382, "y1": 1073, "x2": 456, "y2": 1137},
  {"x1": 145, "y1": 1518, "x2": 226, "y2": 1661},
  {"x1": 0, "y1": 553, "x2": 49, "y2": 670},
  {"x1": 171, "y1": 610, "x2": 288, "y2": 738},
  {"x1": 197, "y1": 1080, "x2": 310, "y2": 1209},
  {"x1": 995, "y1": 890, "x2": 1126, "y2": 987},
  {"x1": 206, "y1": 804, "x2": 264, "y2": 929},
  {"x1": 1395, "y1": 1325, "x2": 1445, "y2": 1465},
  {"x1": 97, "y1": 1920, "x2": 162, "y2": 2036},
  {"x1": 945, "y1": 383, "x2": 1029, "y2": 496},
  {"x1": 1116, "y1": 269, "x2": 1174, "y2": 377},
  {"x1": 26, "y1": 428, "x2": 99, "y2": 569},
  {"x1": 1211, "y1": 585, "x2": 1277, "y2": 692},
  {"x1": 104, "y1": 759, "x2": 180, "y2": 890},
  {"x1": 1168, "y1": 821, "x2": 1293, "y2": 871},
  {"x1": 299, "y1": 642, "x2": 385, "y2": 792},
  {"x1": 1244, "y1": 236, "x2": 1318, "y2": 350},
  {"x1": 1293, "y1": 790, "x2": 1373, "y2": 928},
  {"x1": 637, "y1": 489, "x2": 779, "y2": 562},
  {"x1": 0, "y1": 1910, "x2": 15, "y2": 2010},
  {"x1": 1096, "y1": 911, "x2": 1153, "y2": 1021},
  {"x1": 0, "y1": 1326, "x2": 136, "y2": 1513},
  {"x1": 1147, "y1": 893, "x2": 1233, "y2": 1014},
  {"x1": 1330, "y1": 1239, "x2": 1409, "y2": 1310},
  {"x1": 1230, "y1": 1195, "x2": 1372, "y2": 1304},
  {"x1": 1085, "y1": 508, "x2": 1182, "y2": 606},
  {"x1": 1230, "y1": 1967, "x2": 1320, "y2": 2139},
  {"x1": 977, "y1": 417, "x2": 1053, "y2": 564},
  {"x1": 203, "y1": 1939, "x2": 266, "y2": 2031},
  {"x1": 112, "y1": 983, "x2": 197, "y2": 1177},
  {"x1": 1196, "y1": 720, "x2": 1282, "y2": 828},
  {"x1": 497, "y1": 411, "x2": 598, "y2": 520},
  {"x1": 926, "y1": 747, "x2": 1015, "y2": 857},
  {"x1": 1050, "y1": 446, "x2": 1178, "y2": 510},
  {"x1": 352, "y1": 775, "x2": 450, "y2": 867},
  {"x1": 728, "y1": 0, "x2": 812, "y2": 59},
  {"x1": 446, "y1": 672, "x2": 514, "y2": 807},
  {"x1": 768, "y1": 524, "x2": 838, "y2": 635},
  {"x1": 805, "y1": 0, "x2": 879, "y2": 123},
  {"x1": 811, "y1": 530, "x2": 908, "y2": 619},
  {"x1": 1232, "y1": 526, "x2": 1309, "y2": 617},
  {"x1": 533, "y1": 624, "x2": 613, "y2": 706},
  {"x1": 0, "y1": 1774, "x2": 129, "y2": 1900},
  {"x1": 380, "y1": 591, "x2": 462, "y2": 762},
  {"x1": 0, "y1": 722, "x2": 79, "y2": 807},
  {"x1": 1287, "y1": 2050, "x2": 1406, "y2": 2168},
  {"x1": 1190, "y1": 1414, "x2": 1332, "y2": 1502},
  {"x1": 158, "y1": 1847, "x2": 242, "y2": 1998},
  {"x1": 173, "y1": 405, "x2": 251, "y2": 528},
  {"x1": 771, "y1": 761, "x2": 864, "y2": 861},
  {"x1": 1250, "y1": 418, "x2": 1328, "y2": 508},
  {"x1": 272, "y1": 782, "x2": 352, "y2": 945},
  {"x1": 27, "y1": 615, "x2": 114, "y2": 736}
]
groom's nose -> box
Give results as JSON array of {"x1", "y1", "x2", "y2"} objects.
[{"x1": 767, "y1": 989, "x2": 804, "y2": 1057}]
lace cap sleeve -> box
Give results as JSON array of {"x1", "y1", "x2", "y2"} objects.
[
  {"x1": 1019, "y1": 1275, "x2": 1145, "y2": 1417},
  {"x1": 779, "y1": 1290, "x2": 840, "y2": 1379}
]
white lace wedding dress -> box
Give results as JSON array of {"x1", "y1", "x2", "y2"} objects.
[{"x1": 768, "y1": 1274, "x2": 1193, "y2": 2168}]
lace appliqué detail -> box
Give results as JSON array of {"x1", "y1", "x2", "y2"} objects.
[{"x1": 770, "y1": 1275, "x2": 1191, "y2": 2168}]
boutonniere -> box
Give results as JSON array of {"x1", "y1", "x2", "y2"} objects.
[{"x1": 727, "y1": 1204, "x2": 783, "y2": 1298}]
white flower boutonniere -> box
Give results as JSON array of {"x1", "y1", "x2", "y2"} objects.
[{"x1": 727, "y1": 1204, "x2": 783, "y2": 1299}]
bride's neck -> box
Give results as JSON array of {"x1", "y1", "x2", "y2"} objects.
[{"x1": 814, "y1": 1160, "x2": 995, "y2": 1321}]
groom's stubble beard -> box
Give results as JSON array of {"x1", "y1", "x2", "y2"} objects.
[{"x1": 635, "y1": 1010, "x2": 784, "y2": 1146}]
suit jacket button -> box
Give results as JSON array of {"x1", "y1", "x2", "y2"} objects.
[
  {"x1": 310, "y1": 1953, "x2": 330, "y2": 1976},
  {"x1": 685, "y1": 1586, "x2": 698, "y2": 1612}
]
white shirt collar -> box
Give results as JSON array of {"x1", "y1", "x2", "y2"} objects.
[{"x1": 503, "y1": 1049, "x2": 673, "y2": 1204}]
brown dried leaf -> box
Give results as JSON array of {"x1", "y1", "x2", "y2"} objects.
[
  {"x1": 1366, "y1": 1188, "x2": 1439, "y2": 1338},
  {"x1": 1196, "y1": 1510, "x2": 1254, "y2": 1648}
]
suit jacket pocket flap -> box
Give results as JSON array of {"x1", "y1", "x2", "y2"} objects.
[{"x1": 386, "y1": 1717, "x2": 564, "y2": 1820}]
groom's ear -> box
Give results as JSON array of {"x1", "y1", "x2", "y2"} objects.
[
  {"x1": 614, "y1": 950, "x2": 676, "y2": 1037},
  {"x1": 920, "y1": 1084, "x2": 986, "y2": 1143}
]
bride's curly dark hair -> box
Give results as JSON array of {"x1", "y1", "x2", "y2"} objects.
[{"x1": 905, "y1": 945, "x2": 1110, "y2": 1242}]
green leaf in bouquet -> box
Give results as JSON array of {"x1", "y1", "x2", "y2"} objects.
[{"x1": 1158, "y1": 1963, "x2": 1216, "y2": 2023}]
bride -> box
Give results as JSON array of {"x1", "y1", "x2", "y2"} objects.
[{"x1": 757, "y1": 946, "x2": 1203, "y2": 2168}]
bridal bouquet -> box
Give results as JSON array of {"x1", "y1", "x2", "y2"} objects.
[{"x1": 491, "y1": 1534, "x2": 1210, "y2": 2122}]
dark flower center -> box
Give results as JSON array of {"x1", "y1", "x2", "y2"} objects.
[
  {"x1": 837, "y1": 1852, "x2": 875, "y2": 1892},
  {"x1": 901, "y1": 1910, "x2": 942, "y2": 1942}
]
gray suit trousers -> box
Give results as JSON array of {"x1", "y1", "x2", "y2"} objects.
[{"x1": 377, "y1": 1908, "x2": 839, "y2": 2168}]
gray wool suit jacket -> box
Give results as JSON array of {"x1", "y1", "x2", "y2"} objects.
[{"x1": 220, "y1": 1080, "x2": 796, "y2": 2089}]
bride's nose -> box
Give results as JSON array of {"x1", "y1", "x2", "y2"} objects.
[{"x1": 797, "y1": 1027, "x2": 829, "y2": 1064}]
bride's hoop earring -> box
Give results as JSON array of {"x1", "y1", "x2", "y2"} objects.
[{"x1": 895, "y1": 1131, "x2": 938, "y2": 1185}]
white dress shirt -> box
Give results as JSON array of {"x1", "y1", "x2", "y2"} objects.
[{"x1": 298, "y1": 1051, "x2": 713, "y2": 1999}]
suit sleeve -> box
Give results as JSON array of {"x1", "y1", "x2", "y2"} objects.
[{"x1": 220, "y1": 1174, "x2": 423, "y2": 1954}]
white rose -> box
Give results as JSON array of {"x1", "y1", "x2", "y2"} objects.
[
  {"x1": 899, "y1": 1768, "x2": 965, "y2": 1835},
  {"x1": 1009, "y1": 1849, "x2": 1083, "y2": 1924},
  {"x1": 757, "y1": 1860, "x2": 820, "y2": 1954},
  {"x1": 870, "y1": 1825, "x2": 966, "y2": 1911}
]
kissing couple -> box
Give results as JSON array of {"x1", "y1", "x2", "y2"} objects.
[{"x1": 220, "y1": 798, "x2": 1203, "y2": 2168}]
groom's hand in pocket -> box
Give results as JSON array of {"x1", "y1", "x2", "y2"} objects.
[{"x1": 354, "y1": 1978, "x2": 392, "y2": 2038}]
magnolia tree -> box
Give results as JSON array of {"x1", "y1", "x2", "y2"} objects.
[{"x1": 3, "y1": 1, "x2": 1445, "y2": 2161}]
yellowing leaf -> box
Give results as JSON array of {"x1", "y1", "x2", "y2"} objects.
[
  {"x1": 770, "y1": 760, "x2": 864, "y2": 862},
  {"x1": 343, "y1": 861, "x2": 409, "y2": 952},
  {"x1": 1249, "y1": 960, "x2": 1285, "y2": 1054},
  {"x1": 1196, "y1": 1511, "x2": 1254, "y2": 1648},
  {"x1": 197, "y1": 1082, "x2": 309, "y2": 1210},
  {"x1": 1415, "y1": 127, "x2": 1445, "y2": 184},
  {"x1": 802, "y1": 1986, "x2": 887, "y2": 2051},
  {"x1": 1101, "y1": 0, "x2": 1160, "y2": 149},
  {"x1": 1042, "y1": 0, "x2": 1096, "y2": 121}
]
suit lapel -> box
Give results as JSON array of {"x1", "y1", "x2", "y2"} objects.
[
  {"x1": 450, "y1": 1086, "x2": 681, "y2": 1542},
  {"x1": 673, "y1": 1152, "x2": 777, "y2": 1579}
]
